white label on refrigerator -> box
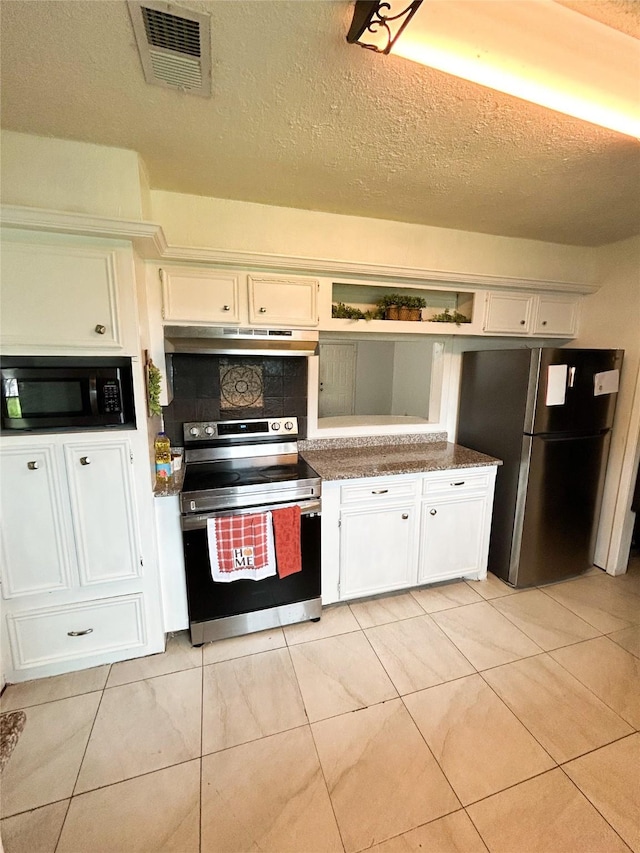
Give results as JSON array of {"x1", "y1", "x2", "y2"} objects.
[
  {"x1": 546, "y1": 364, "x2": 568, "y2": 406},
  {"x1": 594, "y1": 369, "x2": 619, "y2": 396}
]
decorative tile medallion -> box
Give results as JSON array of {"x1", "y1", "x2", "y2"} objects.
[{"x1": 220, "y1": 363, "x2": 264, "y2": 410}]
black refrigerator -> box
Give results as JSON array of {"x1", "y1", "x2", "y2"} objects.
[{"x1": 457, "y1": 348, "x2": 623, "y2": 587}]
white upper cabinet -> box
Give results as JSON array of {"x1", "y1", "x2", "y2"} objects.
[
  {"x1": 533, "y1": 294, "x2": 580, "y2": 336},
  {"x1": 161, "y1": 267, "x2": 241, "y2": 324},
  {"x1": 484, "y1": 291, "x2": 580, "y2": 337},
  {"x1": 0, "y1": 232, "x2": 138, "y2": 353},
  {"x1": 160, "y1": 267, "x2": 319, "y2": 328},
  {"x1": 483, "y1": 292, "x2": 534, "y2": 334},
  {"x1": 247, "y1": 275, "x2": 318, "y2": 327}
]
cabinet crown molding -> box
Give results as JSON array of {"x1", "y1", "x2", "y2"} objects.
[{"x1": 0, "y1": 204, "x2": 599, "y2": 295}]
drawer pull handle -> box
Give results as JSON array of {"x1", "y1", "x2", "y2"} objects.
[
  {"x1": 67, "y1": 628, "x2": 93, "y2": 637},
  {"x1": 95, "y1": 324, "x2": 106, "y2": 335},
  {"x1": 402, "y1": 513, "x2": 409, "y2": 520},
  {"x1": 430, "y1": 508, "x2": 437, "y2": 516},
  {"x1": 80, "y1": 457, "x2": 91, "y2": 466},
  {"x1": 451, "y1": 481, "x2": 465, "y2": 486},
  {"x1": 27, "y1": 461, "x2": 39, "y2": 470},
  {"x1": 371, "y1": 489, "x2": 389, "y2": 494}
]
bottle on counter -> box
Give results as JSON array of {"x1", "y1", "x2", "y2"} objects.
[{"x1": 154, "y1": 428, "x2": 173, "y2": 492}]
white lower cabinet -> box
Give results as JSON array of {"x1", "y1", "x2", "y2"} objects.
[
  {"x1": 321, "y1": 466, "x2": 497, "y2": 604},
  {"x1": 0, "y1": 433, "x2": 164, "y2": 681},
  {"x1": 6, "y1": 594, "x2": 146, "y2": 671},
  {"x1": 340, "y1": 504, "x2": 416, "y2": 599},
  {"x1": 418, "y1": 497, "x2": 487, "y2": 583}
]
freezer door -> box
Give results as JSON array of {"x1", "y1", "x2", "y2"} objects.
[
  {"x1": 512, "y1": 431, "x2": 610, "y2": 587},
  {"x1": 532, "y1": 349, "x2": 623, "y2": 435}
]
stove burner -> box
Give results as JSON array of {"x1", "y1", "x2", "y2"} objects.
[
  {"x1": 260, "y1": 465, "x2": 301, "y2": 481},
  {"x1": 210, "y1": 472, "x2": 242, "y2": 486}
]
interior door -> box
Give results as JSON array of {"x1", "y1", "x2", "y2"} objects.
[{"x1": 319, "y1": 344, "x2": 356, "y2": 417}]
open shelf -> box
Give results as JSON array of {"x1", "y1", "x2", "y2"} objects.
[{"x1": 323, "y1": 282, "x2": 481, "y2": 334}]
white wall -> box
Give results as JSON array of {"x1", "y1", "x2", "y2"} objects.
[
  {"x1": 572, "y1": 236, "x2": 640, "y2": 573},
  {"x1": 150, "y1": 191, "x2": 597, "y2": 288},
  {"x1": 0, "y1": 130, "x2": 148, "y2": 221}
]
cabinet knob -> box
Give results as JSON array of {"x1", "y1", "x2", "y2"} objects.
[
  {"x1": 223, "y1": 305, "x2": 231, "y2": 311},
  {"x1": 80, "y1": 456, "x2": 91, "y2": 466},
  {"x1": 402, "y1": 513, "x2": 409, "y2": 520},
  {"x1": 27, "y1": 460, "x2": 39, "y2": 470},
  {"x1": 541, "y1": 320, "x2": 547, "y2": 326},
  {"x1": 519, "y1": 320, "x2": 526, "y2": 325},
  {"x1": 259, "y1": 307, "x2": 267, "y2": 313},
  {"x1": 67, "y1": 628, "x2": 93, "y2": 637},
  {"x1": 429, "y1": 508, "x2": 437, "y2": 516},
  {"x1": 95, "y1": 324, "x2": 106, "y2": 335}
]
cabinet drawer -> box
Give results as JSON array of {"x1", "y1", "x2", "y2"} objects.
[
  {"x1": 7, "y1": 594, "x2": 146, "y2": 671},
  {"x1": 422, "y1": 470, "x2": 490, "y2": 497},
  {"x1": 341, "y1": 478, "x2": 418, "y2": 504}
]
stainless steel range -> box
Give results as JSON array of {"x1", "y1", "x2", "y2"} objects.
[{"x1": 180, "y1": 417, "x2": 322, "y2": 645}]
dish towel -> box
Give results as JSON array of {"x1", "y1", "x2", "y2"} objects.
[
  {"x1": 207, "y1": 512, "x2": 276, "y2": 582},
  {"x1": 272, "y1": 505, "x2": 302, "y2": 578}
]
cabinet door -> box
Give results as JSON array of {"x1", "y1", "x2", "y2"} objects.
[
  {"x1": 418, "y1": 497, "x2": 486, "y2": 583},
  {"x1": 340, "y1": 504, "x2": 415, "y2": 599},
  {"x1": 0, "y1": 445, "x2": 74, "y2": 597},
  {"x1": 248, "y1": 275, "x2": 318, "y2": 327},
  {"x1": 533, "y1": 294, "x2": 579, "y2": 337},
  {"x1": 64, "y1": 440, "x2": 141, "y2": 585},
  {"x1": 484, "y1": 292, "x2": 533, "y2": 334},
  {"x1": 0, "y1": 238, "x2": 124, "y2": 349},
  {"x1": 161, "y1": 267, "x2": 241, "y2": 324}
]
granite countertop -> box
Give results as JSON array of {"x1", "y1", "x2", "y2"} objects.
[{"x1": 300, "y1": 441, "x2": 502, "y2": 481}]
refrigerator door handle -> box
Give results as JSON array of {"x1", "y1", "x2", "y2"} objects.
[{"x1": 568, "y1": 366, "x2": 576, "y2": 388}]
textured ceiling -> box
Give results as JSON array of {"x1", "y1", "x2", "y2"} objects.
[{"x1": 1, "y1": 0, "x2": 639, "y2": 247}]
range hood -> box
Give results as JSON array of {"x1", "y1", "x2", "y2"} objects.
[{"x1": 164, "y1": 326, "x2": 319, "y2": 357}]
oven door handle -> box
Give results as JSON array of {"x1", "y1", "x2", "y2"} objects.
[{"x1": 181, "y1": 499, "x2": 322, "y2": 531}]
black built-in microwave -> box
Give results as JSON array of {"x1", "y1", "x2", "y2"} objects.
[{"x1": 1, "y1": 356, "x2": 136, "y2": 432}]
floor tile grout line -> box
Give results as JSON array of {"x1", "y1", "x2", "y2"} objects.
[
  {"x1": 306, "y1": 720, "x2": 347, "y2": 853},
  {"x1": 397, "y1": 691, "x2": 465, "y2": 813},
  {"x1": 475, "y1": 664, "x2": 560, "y2": 766},
  {"x1": 543, "y1": 643, "x2": 638, "y2": 730},
  {"x1": 556, "y1": 760, "x2": 635, "y2": 850},
  {"x1": 535, "y1": 578, "x2": 639, "y2": 633},
  {"x1": 475, "y1": 655, "x2": 632, "y2": 766},
  {"x1": 483, "y1": 590, "x2": 607, "y2": 649},
  {"x1": 40, "y1": 755, "x2": 204, "y2": 803},
  {"x1": 52, "y1": 662, "x2": 112, "y2": 852}
]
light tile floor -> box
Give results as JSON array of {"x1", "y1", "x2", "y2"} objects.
[{"x1": 2, "y1": 558, "x2": 639, "y2": 853}]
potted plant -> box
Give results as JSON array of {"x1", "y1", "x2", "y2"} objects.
[
  {"x1": 375, "y1": 293, "x2": 426, "y2": 321},
  {"x1": 429, "y1": 308, "x2": 471, "y2": 326},
  {"x1": 331, "y1": 302, "x2": 384, "y2": 320}
]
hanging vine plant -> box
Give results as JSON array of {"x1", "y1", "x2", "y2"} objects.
[{"x1": 146, "y1": 357, "x2": 163, "y2": 416}]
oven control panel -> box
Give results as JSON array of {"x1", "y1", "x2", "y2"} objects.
[{"x1": 184, "y1": 417, "x2": 298, "y2": 442}]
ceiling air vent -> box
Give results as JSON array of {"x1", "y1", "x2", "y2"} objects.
[{"x1": 128, "y1": 0, "x2": 211, "y2": 96}]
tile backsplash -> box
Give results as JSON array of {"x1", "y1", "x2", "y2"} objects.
[{"x1": 162, "y1": 354, "x2": 308, "y2": 446}]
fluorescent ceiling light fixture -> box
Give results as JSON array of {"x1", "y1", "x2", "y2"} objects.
[{"x1": 346, "y1": 0, "x2": 640, "y2": 138}]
